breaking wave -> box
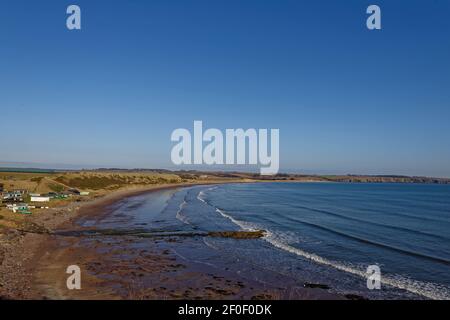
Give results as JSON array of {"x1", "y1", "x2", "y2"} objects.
[{"x1": 197, "y1": 189, "x2": 450, "y2": 300}]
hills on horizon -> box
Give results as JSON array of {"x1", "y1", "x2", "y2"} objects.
[{"x1": 0, "y1": 163, "x2": 449, "y2": 184}]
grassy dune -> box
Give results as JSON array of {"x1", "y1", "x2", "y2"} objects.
[
  {"x1": 0, "y1": 171, "x2": 184, "y2": 194},
  {"x1": 0, "y1": 171, "x2": 207, "y2": 232},
  {"x1": 53, "y1": 172, "x2": 183, "y2": 191}
]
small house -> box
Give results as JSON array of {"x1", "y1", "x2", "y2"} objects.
[
  {"x1": 2, "y1": 192, "x2": 23, "y2": 202},
  {"x1": 80, "y1": 191, "x2": 90, "y2": 196},
  {"x1": 31, "y1": 196, "x2": 50, "y2": 202}
]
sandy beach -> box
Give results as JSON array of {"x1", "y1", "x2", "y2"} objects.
[
  {"x1": 0, "y1": 182, "x2": 226, "y2": 299},
  {"x1": 0, "y1": 181, "x2": 342, "y2": 300}
]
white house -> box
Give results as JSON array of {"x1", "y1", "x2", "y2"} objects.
[{"x1": 31, "y1": 196, "x2": 50, "y2": 202}]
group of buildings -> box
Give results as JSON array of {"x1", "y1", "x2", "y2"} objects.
[{"x1": 0, "y1": 183, "x2": 89, "y2": 214}]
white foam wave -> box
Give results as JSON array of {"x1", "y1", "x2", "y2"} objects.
[
  {"x1": 197, "y1": 186, "x2": 219, "y2": 204},
  {"x1": 215, "y1": 208, "x2": 259, "y2": 231},
  {"x1": 197, "y1": 191, "x2": 207, "y2": 203},
  {"x1": 215, "y1": 206, "x2": 450, "y2": 300},
  {"x1": 175, "y1": 200, "x2": 190, "y2": 225},
  {"x1": 264, "y1": 230, "x2": 450, "y2": 300}
]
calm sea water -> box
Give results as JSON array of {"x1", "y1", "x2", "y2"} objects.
[{"x1": 85, "y1": 182, "x2": 450, "y2": 299}]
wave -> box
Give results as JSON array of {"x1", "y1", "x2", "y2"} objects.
[
  {"x1": 290, "y1": 204, "x2": 450, "y2": 242},
  {"x1": 215, "y1": 208, "x2": 259, "y2": 231},
  {"x1": 283, "y1": 217, "x2": 450, "y2": 266},
  {"x1": 204, "y1": 192, "x2": 450, "y2": 266},
  {"x1": 195, "y1": 187, "x2": 450, "y2": 300},
  {"x1": 264, "y1": 229, "x2": 450, "y2": 300},
  {"x1": 197, "y1": 186, "x2": 217, "y2": 204},
  {"x1": 175, "y1": 199, "x2": 190, "y2": 225},
  {"x1": 277, "y1": 192, "x2": 450, "y2": 225},
  {"x1": 376, "y1": 209, "x2": 450, "y2": 225}
]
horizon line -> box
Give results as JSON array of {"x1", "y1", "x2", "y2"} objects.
[{"x1": 0, "y1": 163, "x2": 449, "y2": 180}]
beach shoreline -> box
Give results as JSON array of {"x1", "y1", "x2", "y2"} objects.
[
  {"x1": 0, "y1": 181, "x2": 242, "y2": 299},
  {"x1": 1, "y1": 180, "x2": 345, "y2": 300}
]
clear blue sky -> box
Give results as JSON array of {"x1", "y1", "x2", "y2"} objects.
[{"x1": 1, "y1": 0, "x2": 449, "y2": 177}]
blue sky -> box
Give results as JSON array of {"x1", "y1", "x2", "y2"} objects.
[{"x1": 1, "y1": 0, "x2": 449, "y2": 177}]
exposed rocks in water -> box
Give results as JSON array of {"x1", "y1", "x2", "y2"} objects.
[
  {"x1": 303, "y1": 283, "x2": 330, "y2": 290},
  {"x1": 56, "y1": 229, "x2": 267, "y2": 239},
  {"x1": 207, "y1": 230, "x2": 266, "y2": 239}
]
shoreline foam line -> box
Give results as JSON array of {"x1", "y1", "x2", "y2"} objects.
[{"x1": 196, "y1": 188, "x2": 450, "y2": 300}]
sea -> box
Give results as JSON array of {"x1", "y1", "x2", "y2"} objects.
[{"x1": 83, "y1": 182, "x2": 450, "y2": 300}]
